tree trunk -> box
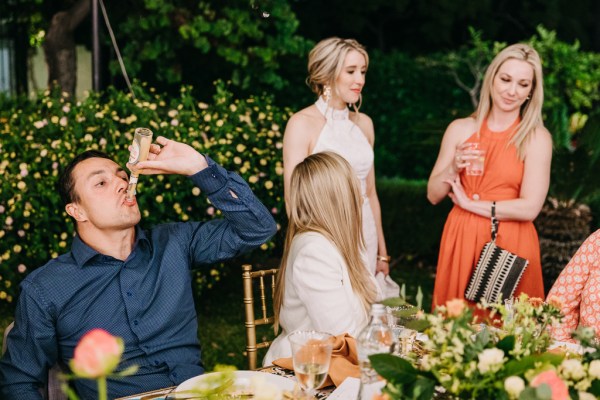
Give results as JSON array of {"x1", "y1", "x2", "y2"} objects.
[{"x1": 43, "y1": 0, "x2": 91, "y2": 97}]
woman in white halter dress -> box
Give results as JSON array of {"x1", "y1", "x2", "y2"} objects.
[{"x1": 283, "y1": 37, "x2": 399, "y2": 299}]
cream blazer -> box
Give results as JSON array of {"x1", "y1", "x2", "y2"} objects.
[{"x1": 263, "y1": 232, "x2": 371, "y2": 366}]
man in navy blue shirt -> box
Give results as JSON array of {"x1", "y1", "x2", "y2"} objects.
[{"x1": 0, "y1": 136, "x2": 277, "y2": 399}]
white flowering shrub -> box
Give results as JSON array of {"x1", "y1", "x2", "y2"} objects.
[{"x1": 0, "y1": 81, "x2": 290, "y2": 311}]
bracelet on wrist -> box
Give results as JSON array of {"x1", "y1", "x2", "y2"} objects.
[{"x1": 377, "y1": 255, "x2": 391, "y2": 263}]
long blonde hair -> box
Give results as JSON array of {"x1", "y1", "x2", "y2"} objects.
[
  {"x1": 307, "y1": 37, "x2": 369, "y2": 113},
  {"x1": 475, "y1": 43, "x2": 545, "y2": 159},
  {"x1": 273, "y1": 152, "x2": 377, "y2": 330}
]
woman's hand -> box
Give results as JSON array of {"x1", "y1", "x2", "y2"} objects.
[
  {"x1": 376, "y1": 259, "x2": 389, "y2": 276},
  {"x1": 453, "y1": 142, "x2": 480, "y2": 173},
  {"x1": 444, "y1": 176, "x2": 472, "y2": 210}
]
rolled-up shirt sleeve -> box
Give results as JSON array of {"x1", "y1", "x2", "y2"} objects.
[{"x1": 186, "y1": 156, "x2": 277, "y2": 264}]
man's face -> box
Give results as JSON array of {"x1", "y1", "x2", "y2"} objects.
[{"x1": 67, "y1": 157, "x2": 141, "y2": 231}]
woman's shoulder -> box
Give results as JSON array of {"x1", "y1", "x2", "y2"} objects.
[
  {"x1": 291, "y1": 232, "x2": 342, "y2": 260},
  {"x1": 523, "y1": 124, "x2": 553, "y2": 156},
  {"x1": 583, "y1": 229, "x2": 600, "y2": 249},
  {"x1": 293, "y1": 231, "x2": 335, "y2": 248},
  {"x1": 285, "y1": 105, "x2": 324, "y2": 139},
  {"x1": 529, "y1": 124, "x2": 552, "y2": 143},
  {"x1": 440, "y1": 116, "x2": 476, "y2": 144},
  {"x1": 448, "y1": 116, "x2": 477, "y2": 133},
  {"x1": 288, "y1": 105, "x2": 322, "y2": 125}
]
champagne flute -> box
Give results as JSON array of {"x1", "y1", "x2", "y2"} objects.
[{"x1": 289, "y1": 330, "x2": 334, "y2": 398}]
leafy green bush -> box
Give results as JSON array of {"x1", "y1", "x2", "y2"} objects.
[{"x1": 0, "y1": 81, "x2": 290, "y2": 312}]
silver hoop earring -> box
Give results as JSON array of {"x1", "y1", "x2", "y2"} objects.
[{"x1": 323, "y1": 85, "x2": 332, "y2": 103}]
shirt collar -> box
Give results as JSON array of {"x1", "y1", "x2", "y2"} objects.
[{"x1": 71, "y1": 226, "x2": 151, "y2": 267}]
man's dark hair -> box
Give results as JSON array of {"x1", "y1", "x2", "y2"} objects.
[{"x1": 58, "y1": 150, "x2": 114, "y2": 206}]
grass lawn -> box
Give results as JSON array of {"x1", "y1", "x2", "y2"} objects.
[{"x1": 0, "y1": 262, "x2": 436, "y2": 371}]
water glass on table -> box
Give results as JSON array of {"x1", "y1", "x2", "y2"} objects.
[{"x1": 289, "y1": 330, "x2": 334, "y2": 398}]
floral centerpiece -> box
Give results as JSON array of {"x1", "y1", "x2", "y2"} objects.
[{"x1": 371, "y1": 294, "x2": 600, "y2": 400}]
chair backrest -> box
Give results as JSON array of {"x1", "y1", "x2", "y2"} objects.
[
  {"x1": 242, "y1": 264, "x2": 278, "y2": 370},
  {"x1": 2, "y1": 321, "x2": 67, "y2": 400}
]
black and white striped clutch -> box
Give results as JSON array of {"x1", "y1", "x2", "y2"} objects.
[{"x1": 465, "y1": 240, "x2": 529, "y2": 304}]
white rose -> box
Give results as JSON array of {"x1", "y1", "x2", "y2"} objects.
[
  {"x1": 504, "y1": 376, "x2": 525, "y2": 399},
  {"x1": 560, "y1": 359, "x2": 586, "y2": 381},
  {"x1": 578, "y1": 392, "x2": 596, "y2": 400},
  {"x1": 588, "y1": 360, "x2": 600, "y2": 379},
  {"x1": 477, "y1": 348, "x2": 505, "y2": 374}
]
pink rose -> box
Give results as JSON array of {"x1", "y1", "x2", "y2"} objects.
[
  {"x1": 530, "y1": 370, "x2": 569, "y2": 400},
  {"x1": 446, "y1": 299, "x2": 467, "y2": 318},
  {"x1": 70, "y1": 329, "x2": 123, "y2": 378}
]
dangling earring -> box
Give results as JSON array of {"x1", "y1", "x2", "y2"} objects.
[
  {"x1": 323, "y1": 85, "x2": 332, "y2": 103},
  {"x1": 350, "y1": 93, "x2": 363, "y2": 114}
]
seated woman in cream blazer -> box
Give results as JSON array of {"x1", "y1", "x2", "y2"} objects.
[{"x1": 263, "y1": 152, "x2": 379, "y2": 366}]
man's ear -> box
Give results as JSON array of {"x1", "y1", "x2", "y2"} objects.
[{"x1": 65, "y1": 203, "x2": 87, "y2": 222}]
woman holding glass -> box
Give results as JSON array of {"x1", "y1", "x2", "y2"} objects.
[
  {"x1": 283, "y1": 37, "x2": 398, "y2": 298},
  {"x1": 427, "y1": 43, "x2": 552, "y2": 310},
  {"x1": 263, "y1": 152, "x2": 378, "y2": 366}
]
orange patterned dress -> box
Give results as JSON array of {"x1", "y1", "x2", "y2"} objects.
[
  {"x1": 432, "y1": 119, "x2": 545, "y2": 310},
  {"x1": 547, "y1": 230, "x2": 600, "y2": 342}
]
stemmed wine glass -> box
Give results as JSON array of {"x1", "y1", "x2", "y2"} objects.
[{"x1": 289, "y1": 330, "x2": 334, "y2": 398}]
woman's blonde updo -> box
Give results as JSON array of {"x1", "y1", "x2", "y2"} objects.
[{"x1": 307, "y1": 37, "x2": 369, "y2": 98}]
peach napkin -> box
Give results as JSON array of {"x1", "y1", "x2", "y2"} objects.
[{"x1": 272, "y1": 333, "x2": 360, "y2": 388}]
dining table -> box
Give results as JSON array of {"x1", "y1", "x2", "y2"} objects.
[{"x1": 114, "y1": 366, "x2": 339, "y2": 400}]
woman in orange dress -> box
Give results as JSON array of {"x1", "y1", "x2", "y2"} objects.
[{"x1": 427, "y1": 43, "x2": 552, "y2": 311}]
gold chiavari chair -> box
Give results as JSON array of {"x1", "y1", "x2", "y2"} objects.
[{"x1": 242, "y1": 264, "x2": 278, "y2": 370}]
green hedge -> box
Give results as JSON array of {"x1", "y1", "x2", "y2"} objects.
[
  {"x1": 0, "y1": 82, "x2": 290, "y2": 312},
  {"x1": 378, "y1": 178, "x2": 452, "y2": 264}
]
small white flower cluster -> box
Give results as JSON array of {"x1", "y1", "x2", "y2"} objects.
[
  {"x1": 502, "y1": 359, "x2": 600, "y2": 399},
  {"x1": 477, "y1": 348, "x2": 505, "y2": 374},
  {"x1": 559, "y1": 358, "x2": 600, "y2": 393}
]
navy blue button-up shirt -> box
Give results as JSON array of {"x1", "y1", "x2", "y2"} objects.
[{"x1": 0, "y1": 157, "x2": 277, "y2": 399}]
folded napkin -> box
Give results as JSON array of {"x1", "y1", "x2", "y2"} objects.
[{"x1": 272, "y1": 333, "x2": 360, "y2": 388}]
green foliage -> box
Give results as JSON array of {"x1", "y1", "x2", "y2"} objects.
[
  {"x1": 531, "y1": 26, "x2": 600, "y2": 150},
  {"x1": 365, "y1": 50, "x2": 471, "y2": 179},
  {"x1": 377, "y1": 177, "x2": 452, "y2": 262},
  {"x1": 113, "y1": 0, "x2": 312, "y2": 95},
  {"x1": 0, "y1": 81, "x2": 290, "y2": 312}
]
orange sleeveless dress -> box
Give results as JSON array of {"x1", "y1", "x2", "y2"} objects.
[{"x1": 432, "y1": 119, "x2": 544, "y2": 310}]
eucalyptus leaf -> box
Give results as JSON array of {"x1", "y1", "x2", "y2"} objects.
[{"x1": 370, "y1": 353, "x2": 418, "y2": 384}]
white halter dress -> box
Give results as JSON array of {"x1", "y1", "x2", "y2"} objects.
[
  {"x1": 312, "y1": 97, "x2": 399, "y2": 299},
  {"x1": 313, "y1": 97, "x2": 377, "y2": 275}
]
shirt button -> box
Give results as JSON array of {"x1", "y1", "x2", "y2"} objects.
[
  {"x1": 133, "y1": 320, "x2": 139, "y2": 326},
  {"x1": 472, "y1": 193, "x2": 480, "y2": 200},
  {"x1": 126, "y1": 292, "x2": 132, "y2": 297},
  {"x1": 173, "y1": 372, "x2": 178, "y2": 378},
  {"x1": 211, "y1": 173, "x2": 216, "y2": 178},
  {"x1": 154, "y1": 360, "x2": 160, "y2": 366}
]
